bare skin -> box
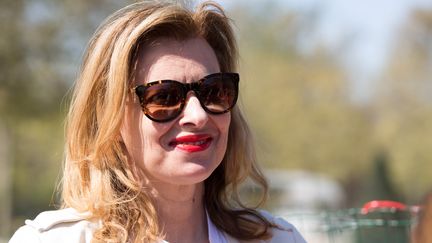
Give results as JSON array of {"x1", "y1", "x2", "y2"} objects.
[
  {"x1": 151, "y1": 182, "x2": 209, "y2": 243},
  {"x1": 122, "y1": 38, "x2": 228, "y2": 243}
]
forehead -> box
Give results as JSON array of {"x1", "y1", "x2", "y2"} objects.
[{"x1": 134, "y1": 38, "x2": 220, "y2": 83}]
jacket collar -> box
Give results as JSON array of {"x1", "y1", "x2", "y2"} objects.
[{"x1": 159, "y1": 209, "x2": 228, "y2": 243}]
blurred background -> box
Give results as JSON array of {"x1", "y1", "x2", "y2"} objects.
[{"x1": 1, "y1": 0, "x2": 431, "y2": 241}]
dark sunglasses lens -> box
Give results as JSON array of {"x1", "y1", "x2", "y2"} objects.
[
  {"x1": 199, "y1": 74, "x2": 238, "y2": 113},
  {"x1": 142, "y1": 82, "x2": 183, "y2": 121}
]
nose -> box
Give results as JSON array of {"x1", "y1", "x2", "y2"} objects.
[{"x1": 178, "y1": 92, "x2": 208, "y2": 128}]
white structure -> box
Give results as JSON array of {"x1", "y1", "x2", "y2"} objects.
[
  {"x1": 265, "y1": 169, "x2": 346, "y2": 210},
  {"x1": 264, "y1": 169, "x2": 352, "y2": 243}
]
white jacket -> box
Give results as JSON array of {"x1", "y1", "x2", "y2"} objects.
[{"x1": 9, "y1": 208, "x2": 306, "y2": 243}]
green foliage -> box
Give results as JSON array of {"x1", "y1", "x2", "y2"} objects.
[
  {"x1": 0, "y1": 0, "x2": 134, "y2": 237},
  {"x1": 1, "y1": 0, "x2": 432, "y2": 238},
  {"x1": 229, "y1": 3, "x2": 432, "y2": 203},
  {"x1": 231, "y1": 4, "x2": 375, "y2": 180},
  {"x1": 373, "y1": 8, "x2": 432, "y2": 201}
]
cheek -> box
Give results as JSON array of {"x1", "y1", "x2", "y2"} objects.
[
  {"x1": 123, "y1": 116, "x2": 174, "y2": 171},
  {"x1": 120, "y1": 108, "x2": 145, "y2": 167},
  {"x1": 216, "y1": 113, "x2": 231, "y2": 142},
  {"x1": 223, "y1": 113, "x2": 232, "y2": 132},
  {"x1": 141, "y1": 118, "x2": 174, "y2": 150}
]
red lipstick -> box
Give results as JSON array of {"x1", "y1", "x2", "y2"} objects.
[{"x1": 169, "y1": 134, "x2": 212, "y2": 152}]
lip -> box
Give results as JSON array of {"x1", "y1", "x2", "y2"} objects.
[{"x1": 169, "y1": 134, "x2": 213, "y2": 153}]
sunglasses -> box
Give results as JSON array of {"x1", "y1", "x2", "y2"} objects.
[{"x1": 132, "y1": 72, "x2": 239, "y2": 122}]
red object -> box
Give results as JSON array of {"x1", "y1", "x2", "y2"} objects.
[
  {"x1": 361, "y1": 200, "x2": 407, "y2": 214},
  {"x1": 169, "y1": 134, "x2": 213, "y2": 153}
]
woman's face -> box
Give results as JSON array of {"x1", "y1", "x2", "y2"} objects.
[{"x1": 121, "y1": 38, "x2": 230, "y2": 186}]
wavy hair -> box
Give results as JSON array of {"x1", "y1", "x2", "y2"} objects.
[{"x1": 62, "y1": 1, "x2": 274, "y2": 242}]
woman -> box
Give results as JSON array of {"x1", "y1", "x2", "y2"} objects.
[{"x1": 10, "y1": 1, "x2": 306, "y2": 242}]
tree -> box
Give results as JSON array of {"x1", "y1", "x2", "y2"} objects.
[
  {"x1": 373, "y1": 8, "x2": 432, "y2": 200},
  {"x1": 230, "y1": 2, "x2": 374, "y2": 180},
  {"x1": 1, "y1": 0, "x2": 134, "y2": 237}
]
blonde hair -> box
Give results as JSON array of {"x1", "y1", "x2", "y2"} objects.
[{"x1": 62, "y1": 1, "x2": 273, "y2": 242}]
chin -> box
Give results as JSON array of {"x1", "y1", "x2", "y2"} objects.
[{"x1": 172, "y1": 165, "x2": 216, "y2": 185}]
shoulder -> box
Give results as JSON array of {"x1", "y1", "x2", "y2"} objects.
[
  {"x1": 260, "y1": 210, "x2": 307, "y2": 243},
  {"x1": 9, "y1": 208, "x2": 98, "y2": 243}
]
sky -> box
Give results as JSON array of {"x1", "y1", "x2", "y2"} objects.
[{"x1": 217, "y1": 0, "x2": 432, "y2": 102}]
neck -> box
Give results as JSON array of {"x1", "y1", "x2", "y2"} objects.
[{"x1": 147, "y1": 181, "x2": 209, "y2": 243}]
